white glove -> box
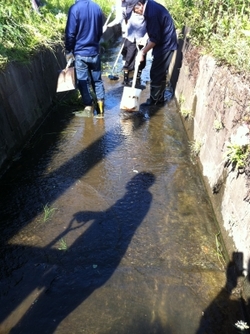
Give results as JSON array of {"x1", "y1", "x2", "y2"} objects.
[
  {"x1": 136, "y1": 50, "x2": 145, "y2": 64},
  {"x1": 137, "y1": 34, "x2": 148, "y2": 47},
  {"x1": 65, "y1": 52, "x2": 74, "y2": 63}
]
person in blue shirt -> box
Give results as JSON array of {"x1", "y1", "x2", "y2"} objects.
[
  {"x1": 65, "y1": 0, "x2": 105, "y2": 117},
  {"x1": 124, "y1": 0, "x2": 178, "y2": 106}
]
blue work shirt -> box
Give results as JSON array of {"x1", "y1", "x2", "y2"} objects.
[
  {"x1": 144, "y1": 0, "x2": 178, "y2": 57},
  {"x1": 65, "y1": 0, "x2": 103, "y2": 57}
]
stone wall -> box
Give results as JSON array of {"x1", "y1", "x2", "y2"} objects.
[{"x1": 173, "y1": 33, "x2": 250, "y2": 274}]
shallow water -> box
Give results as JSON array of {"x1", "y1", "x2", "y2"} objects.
[{"x1": 0, "y1": 45, "x2": 244, "y2": 333}]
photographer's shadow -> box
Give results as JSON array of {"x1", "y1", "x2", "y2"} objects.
[
  {"x1": 11, "y1": 172, "x2": 155, "y2": 333},
  {"x1": 196, "y1": 252, "x2": 246, "y2": 334}
]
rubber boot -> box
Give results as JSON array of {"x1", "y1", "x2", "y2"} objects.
[
  {"x1": 135, "y1": 70, "x2": 142, "y2": 87},
  {"x1": 96, "y1": 100, "x2": 104, "y2": 118},
  {"x1": 165, "y1": 81, "x2": 174, "y2": 101},
  {"x1": 123, "y1": 70, "x2": 130, "y2": 86},
  {"x1": 74, "y1": 105, "x2": 93, "y2": 117},
  {"x1": 141, "y1": 82, "x2": 166, "y2": 106}
]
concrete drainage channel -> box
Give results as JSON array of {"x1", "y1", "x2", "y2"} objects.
[{"x1": 1, "y1": 25, "x2": 250, "y2": 329}]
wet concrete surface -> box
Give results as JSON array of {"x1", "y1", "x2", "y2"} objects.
[{"x1": 0, "y1": 45, "x2": 246, "y2": 333}]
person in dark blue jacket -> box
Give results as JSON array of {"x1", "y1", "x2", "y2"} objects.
[
  {"x1": 124, "y1": 0, "x2": 178, "y2": 106},
  {"x1": 65, "y1": 0, "x2": 105, "y2": 116}
]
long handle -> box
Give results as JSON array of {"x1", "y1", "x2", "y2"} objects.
[
  {"x1": 103, "y1": 6, "x2": 115, "y2": 33},
  {"x1": 65, "y1": 57, "x2": 73, "y2": 70},
  {"x1": 111, "y1": 42, "x2": 125, "y2": 74},
  {"x1": 131, "y1": 45, "x2": 140, "y2": 88}
]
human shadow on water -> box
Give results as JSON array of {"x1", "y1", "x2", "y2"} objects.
[
  {"x1": 196, "y1": 252, "x2": 246, "y2": 334},
  {"x1": 9, "y1": 172, "x2": 155, "y2": 333}
]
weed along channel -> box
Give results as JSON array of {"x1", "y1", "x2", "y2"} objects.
[{"x1": 0, "y1": 43, "x2": 249, "y2": 333}]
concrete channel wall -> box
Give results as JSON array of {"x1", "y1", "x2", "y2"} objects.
[
  {"x1": 174, "y1": 33, "x2": 250, "y2": 277},
  {"x1": 1, "y1": 27, "x2": 249, "y2": 282},
  {"x1": 0, "y1": 46, "x2": 65, "y2": 173}
]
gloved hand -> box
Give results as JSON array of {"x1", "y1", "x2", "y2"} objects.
[
  {"x1": 137, "y1": 34, "x2": 148, "y2": 47},
  {"x1": 136, "y1": 50, "x2": 145, "y2": 64},
  {"x1": 65, "y1": 52, "x2": 74, "y2": 63}
]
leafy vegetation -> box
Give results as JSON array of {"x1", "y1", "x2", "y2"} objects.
[
  {"x1": 0, "y1": 0, "x2": 249, "y2": 75},
  {"x1": 42, "y1": 203, "x2": 57, "y2": 222},
  {"x1": 224, "y1": 142, "x2": 250, "y2": 171},
  {"x1": 189, "y1": 139, "x2": 203, "y2": 157},
  {"x1": 58, "y1": 238, "x2": 68, "y2": 250},
  {"x1": 213, "y1": 119, "x2": 224, "y2": 132},
  {"x1": 0, "y1": 0, "x2": 111, "y2": 69},
  {"x1": 180, "y1": 108, "x2": 193, "y2": 120},
  {"x1": 166, "y1": 0, "x2": 250, "y2": 75}
]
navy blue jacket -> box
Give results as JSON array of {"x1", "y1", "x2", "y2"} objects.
[
  {"x1": 65, "y1": 0, "x2": 103, "y2": 57},
  {"x1": 144, "y1": 0, "x2": 178, "y2": 57}
]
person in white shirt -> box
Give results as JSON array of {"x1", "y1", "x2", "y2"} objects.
[{"x1": 108, "y1": 0, "x2": 148, "y2": 86}]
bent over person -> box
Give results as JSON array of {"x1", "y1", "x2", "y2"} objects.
[
  {"x1": 124, "y1": 0, "x2": 178, "y2": 106},
  {"x1": 65, "y1": 0, "x2": 105, "y2": 117}
]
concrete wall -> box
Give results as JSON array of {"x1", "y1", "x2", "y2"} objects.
[
  {"x1": 174, "y1": 33, "x2": 250, "y2": 274},
  {"x1": 0, "y1": 46, "x2": 65, "y2": 174}
]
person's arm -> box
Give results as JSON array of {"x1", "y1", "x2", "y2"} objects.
[
  {"x1": 65, "y1": 7, "x2": 76, "y2": 54},
  {"x1": 141, "y1": 40, "x2": 155, "y2": 54},
  {"x1": 65, "y1": 7, "x2": 76, "y2": 62},
  {"x1": 137, "y1": 33, "x2": 148, "y2": 47}
]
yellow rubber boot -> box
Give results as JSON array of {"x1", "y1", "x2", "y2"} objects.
[{"x1": 97, "y1": 100, "x2": 104, "y2": 118}]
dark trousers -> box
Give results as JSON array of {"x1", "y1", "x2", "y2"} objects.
[
  {"x1": 122, "y1": 38, "x2": 146, "y2": 72},
  {"x1": 150, "y1": 50, "x2": 174, "y2": 86}
]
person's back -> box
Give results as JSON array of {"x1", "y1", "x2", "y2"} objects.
[
  {"x1": 143, "y1": 0, "x2": 177, "y2": 57},
  {"x1": 64, "y1": 0, "x2": 105, "y2": 117},
  {"x1": 65, "y1": 0, "x2": 103, "y2": 57}
]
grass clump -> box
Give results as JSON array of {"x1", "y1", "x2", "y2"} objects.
[
  {"x1": 180, "y1": 108, "x2": 193, "y2": 120},
  {"x1": 58, "y1": 238, "x2": 68, "y2": 251},
  {"x1": 215, "y1": 232, "x2": 226, "y2": 267},
  {"x1": 224, "y1": 143, "x2": 249, "y2": 171},
  {"x1": 213, "y1": 119, "x2": 224, "y2": 132},
  {"x1": 42, "y1": 203, "x2": 57, "y2": 222},
  {"x1": 189, "y1": 139, "x2": 202, "y2": 157}
]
